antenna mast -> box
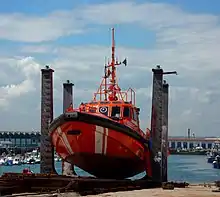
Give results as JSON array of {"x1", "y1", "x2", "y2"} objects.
[
  {"x1": 107, "y1": 28, "x2": 121, "y2": 101},
  {"x1": 104, "y1": 57, "x2": 107, "y2": 101},
  {"x1": 93, "y1": 27, "x2": 130, "y2": 102},
  {"x1": 111, "y1": 28, "x2": 116, "y2": 86}
]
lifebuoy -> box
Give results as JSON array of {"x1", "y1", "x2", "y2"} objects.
[{"x1": 99, "y1": 106, "x2": 108, "y2": 114}]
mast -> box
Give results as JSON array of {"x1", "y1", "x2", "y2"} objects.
[
  {"x1": 93, "y1": 28, "x2": 131, "y2": 103},
  {"x1": 108, "y1": 27, "x2": 121, "y2": 101},
  {"x1": 104, "y1": 64, "x2": 107, "y2": 101},
  {"x1": 111, "y1": 28, "x2": 116, "y2": 86}
]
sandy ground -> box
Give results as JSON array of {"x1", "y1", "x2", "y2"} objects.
[
  {"x1": 87, "y1": 186, "x2": 220, "y2": 197},
  {"x1": 14, "y1": 185, "x2": 220, "y2": 197}
]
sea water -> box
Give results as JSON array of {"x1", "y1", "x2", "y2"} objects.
[{"x1": 0, "y1": 155, "x2": 219, "y2": 183}]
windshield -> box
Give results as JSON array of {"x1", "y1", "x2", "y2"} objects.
[{"x1": 111, "y1": 106, "x2": 120, "y2": 117}]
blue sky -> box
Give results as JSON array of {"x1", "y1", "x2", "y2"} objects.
[
  {"x1": 0, "y1": 0, "x2": 219, "y2": 47},
  {"x1": 0, "y1": 0, "x2": 219, "y2": 48},
  {"x1": 1, "y1": 0, "x2": 220, "y2": 14},
  {"x1": 0, "y1": 0, "x2": 220, "y2": 136},
  {"x1": 149, "y1": 0, "x2": 220, "y2": 14}
]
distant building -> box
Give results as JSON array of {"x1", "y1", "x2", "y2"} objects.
[
  {"x1": 0, "y1": 131, "x2": 40, "y2": 154},
  {"x1": 168, "y1": 137, "x2": 220, "y2": 149}
]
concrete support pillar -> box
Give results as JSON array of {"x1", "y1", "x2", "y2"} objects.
[
  {"x1": 62, "y1": 80, "x2": 77, "y2": 176},
  {"x1": 150, "y1": 65, "x2": 176, "y2": 182},
  {"x1": 40, "y1": 65, "x2": 55, "y2": 174},
  {"x1": 212, "y1": 143, "x2": 215, "y2": 148},
  {"x1": 168, "y1": 141, "x2": 171, "y2": 148},
  {"x1": 161, "y1": 80, "x2": 169, "y2": 182},
  {"x1": 63, "y1": 80, "x2": 74, "y2": 110},
  {"x1": 194, "y1": 142, "x2": 197, "y2": 148},
  {"x1": 150, "y1": 65, "x2": 163, "y2": 182},
  {"x1": 175, "y1": 141, "x2": 177, "y2": 149}
]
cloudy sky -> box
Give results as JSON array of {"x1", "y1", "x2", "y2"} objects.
[{"x1": 0, "y1": 0, "x2": 220, "y2": 137}]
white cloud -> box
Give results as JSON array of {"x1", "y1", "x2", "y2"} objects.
[
  {"x1": 1, "y1": 1, "x2": 219, "y2": 44},
  {"x1": 1, "y1": 1, "x2": 220, "y2": 136},
  {"x1": 20, "y1": 45, "x2": 54, "y2": 54},
  {"x1": 0, "y1": 12, "x2": 84, "y2": 42},
  {"x1": 0, "y1": 57, "x2": 40, "y2": 109}
]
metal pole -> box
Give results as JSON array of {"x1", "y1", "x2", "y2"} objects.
[{"x1": 40, "y1": 65, "x2": 55, "y2": 174}]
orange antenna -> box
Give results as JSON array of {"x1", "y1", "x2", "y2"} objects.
[
  {"x1": 92, "y1": 28, "x2": 135, "y2": 104},
  {"x1": 104, "y1": 56, "x2": 107, "y2": 101},
  {"x1": 111, "y1": 28, "x2": 116, "y2": 86},
  {"x1": 107, "y1": 27, "x2": 121, "y2": 101},
  {"x1": 111, "y1": 28, "x2": 115, "y2": 66}
]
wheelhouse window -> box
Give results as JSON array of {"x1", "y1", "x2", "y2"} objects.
[
  {"x1": 123, "y1": 106, "x2": 130, "y2": 118},
  {"x1": 133, "y1": 109, "x2": 138, "y2": 121},
  {"x1": 111, "y1": 106, "x2": 121, "y2": 118},
  {"x1": 89, "y1": 107, "x2": 96, "y2": 113}
]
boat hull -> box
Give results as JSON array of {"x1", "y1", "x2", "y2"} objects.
[
  {"x1": 50, "y1": 112, "x2": 148, "y2": 179},
  {"x1": 207, "y1": 157, "x2": 215, "y2": 163},
  {"x1": 213, "y1": 161, "x2": 220, "y2": 169}
]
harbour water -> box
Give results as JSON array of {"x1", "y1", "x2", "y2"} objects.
[{"x1": 0, "y1": 155, "x2": 220, "y2": 183}]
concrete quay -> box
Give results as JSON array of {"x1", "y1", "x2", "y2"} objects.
[{"x1": 10, "y1": 184, "x2": 220, "y2": 197}]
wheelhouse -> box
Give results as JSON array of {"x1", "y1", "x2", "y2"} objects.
[{"x1": 79, "y1": 101, "x2": 140, "y2": 123}]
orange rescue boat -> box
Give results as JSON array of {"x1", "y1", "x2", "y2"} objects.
[{"x1": 49, "y1": 28, "x2": 152, "y2": 179}]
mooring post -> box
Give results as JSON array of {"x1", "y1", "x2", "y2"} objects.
[
  {"x1": 63, "y1": 80, "x2": 74, "y2": 111},
  {"x1": 150, "y1": 65, "x2": 164, "y2": 182},
  {"x1": 40, "y1": 65, "x2": 55, "y2": 174},
  {"x1": 150, "y1": 65, "x2": 177, "y2": 182},
  {"x1": 161, "y1": 80, "x2": 169, "y2": 182},
  {"x1": 62, "y1": 80, "x2": 77, "y2": 176}
]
